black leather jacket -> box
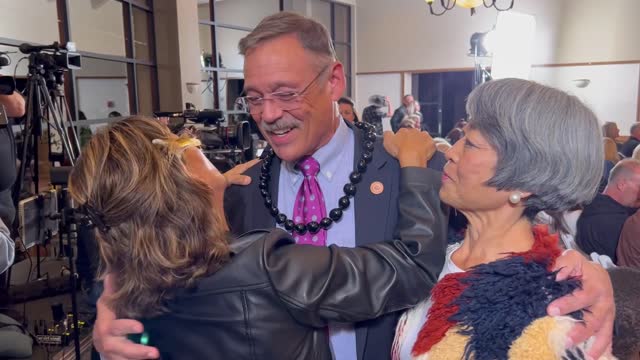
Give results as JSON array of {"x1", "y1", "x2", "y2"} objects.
[{"x1": 140, "y1": 167, "x2": 445, "y2": 359}]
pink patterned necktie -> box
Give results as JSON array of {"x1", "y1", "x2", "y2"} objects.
[{"x1": 292, "y1": 156, "x2": 327, "y2": 246}]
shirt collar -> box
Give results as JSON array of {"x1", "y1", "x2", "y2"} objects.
[{"x1": 283, "y1": 117, "x2": 352, "y2": 187}]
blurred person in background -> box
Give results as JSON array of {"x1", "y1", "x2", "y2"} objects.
[
  {"x1": 600, "y1": 138, "x2": 621, "y2": 192},
  {"x1": 390, "y1": 95, "x2": 416, "y2": 133},
  {"x1": 621, "y1": 123, "x2": 640, "y2": 158},
  {"x1": 632, "y1": 144, "x2": 640, "y2": 160},
  {"x1": 338, "y1": 97, "x2": 359, "y2": 123},
  {"x1": 361, "y1": 94, "x2": 391, "y2": 135}
]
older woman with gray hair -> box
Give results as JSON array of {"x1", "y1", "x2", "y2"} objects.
[{"x1": 391, "y1": 79, "x2": 618, "y2": 359}]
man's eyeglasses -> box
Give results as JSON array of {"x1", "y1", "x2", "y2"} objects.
[{"x1": 235, "y1": 64, "x2": 330, "y2": 117}]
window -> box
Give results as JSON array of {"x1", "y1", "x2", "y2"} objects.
[
  {"x1": 198, "y1": 0, "x2": 280, "y2": 116},
  {"x1": 0, "y1": 0, "x2": 158, "y2": 123},
  {"x1": 412, "y1": 71, "x2": 474, "y2": 137},
  {"x1": 199, "y1": 0, "x2": 354, "y2": 112},
  {"x1": 283, "y1": 1, "x2": 353, "y2": 97}
]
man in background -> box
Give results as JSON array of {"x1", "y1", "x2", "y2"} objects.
[
  {"x1": 390, "y1": 94, "x2": 415, "y2": 132},
  {"x1": 577, "y1": 159, "x2": 640, "y2": 262},
  {"x1": 621, "y1": 123, "x2": 640, "y2": 158}
]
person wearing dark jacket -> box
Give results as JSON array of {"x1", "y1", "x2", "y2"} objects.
[
  {"x1": 361, "y1": 95, "x2": 391, "y2": 135},
  {"x1": 620, "y1": 123, "x2": 640, "y2": 158},
  {"x1": 390, "y1": 95, "x2": 415, "y2": 133},
  {"x1": 69, "y1": 117, "x2": 446, "y2": 360},
  {"x1": 577, "y1": 159, "x2": 640, "y2": 262},
  {"x1": 617, "y1": 209, "x2": 640, "y2": 269}
]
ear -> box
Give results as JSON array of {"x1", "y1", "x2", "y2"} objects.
[
  {"x1": 328, "y1": 61, "x2": 346, "y2": 101},
  {"x1": 519, "y1": 191, "x2": 533, "y2": 200}
]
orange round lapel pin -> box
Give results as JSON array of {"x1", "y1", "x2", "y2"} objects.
[{"x1": 370, "y1": 181, "x2": 384, "y2": 195}]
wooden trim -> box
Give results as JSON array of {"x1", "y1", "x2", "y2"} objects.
[
  {"x1": 532, "y1": 60, "x2": 640, "y2": 68},
  {"x1": 357, "y1": 67, "x2": 474, "y2": 75},
  {"x1": 356, "y1": 60, "x2": 640, "y2": 76}
]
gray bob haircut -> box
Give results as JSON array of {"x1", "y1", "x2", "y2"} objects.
[
  {"x1": 466, "y1": 78, "x2": 603, "y2": 216},
  {"x1": 238, "y1": 12, "x2": 336, "y2": 65}
]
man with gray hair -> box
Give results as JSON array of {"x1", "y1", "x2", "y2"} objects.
[
  {"x1": 621, "y1": 123, "x2": 640, "y2": 157},
  {"x1": 577, "y1": 159, "x2": 640, "y2": 262}
]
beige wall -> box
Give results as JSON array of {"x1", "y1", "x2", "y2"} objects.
[
  {"x1": 356, "y1": 0, "x2": 640, "y2": 73},
  {"x1": 555, "y1": 0, "x2": 640, "y2": 63},
  {"x1": 356, "y1": 0, "x2": 564, "y2": 73},
  {"x1": 531, "y1": 64, "x2": 640, "y2": 135}
]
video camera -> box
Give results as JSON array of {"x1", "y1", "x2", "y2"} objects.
[
  {"x1": 19, "y1": 41, "x2": 82, "y2": 71},
  {"x1": 155, "y1": 104, "x2": 251, "y2": 149},
  {"x1": 155, "y1": 108, "x2": 225, "y2": 128},
  {"x1": 155, "y1": 104, "x2": 253, "y2": 171}
]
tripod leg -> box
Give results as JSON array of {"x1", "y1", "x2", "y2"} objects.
[
  {"x1": 39, "y1": 83, "x2": 76, "y2": 165},
  {"x1": 61, "y1": 97, "x2": 81, "y2": 156}
]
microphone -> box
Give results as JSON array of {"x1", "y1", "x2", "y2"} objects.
[{"x1": 18, "y1": 42, "x2": 65, "y2": 54}]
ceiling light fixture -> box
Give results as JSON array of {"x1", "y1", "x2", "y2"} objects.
[{"x1": 425, "y1": 0, "x2": 515, "y2": 16}]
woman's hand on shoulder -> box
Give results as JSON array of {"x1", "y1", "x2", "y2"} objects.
[
  {"x1": 222, "y1": 159, "x2": 260, "y2": 188},
  {"x1": 383, "y1": 129, "x2": 436, "y2": 168}
]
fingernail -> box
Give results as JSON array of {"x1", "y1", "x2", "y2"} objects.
[{"x1": 548, "y1": 306, "x2": 560, "y2": 316}]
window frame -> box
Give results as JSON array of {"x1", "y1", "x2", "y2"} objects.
[
  {"x1": 0, "y1": 0, "x2": 158, "y2": 122},
  {"x1": 199, "y1": 0, "x2": 354, "y2": 110}
]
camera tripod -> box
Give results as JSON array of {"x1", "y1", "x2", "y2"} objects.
[
  {"x1": 9, "y1": 52, "x2": 83, "y2": 359},
  {"x1": 12, "y1": 53, "x2": 80, "y2": 207}
]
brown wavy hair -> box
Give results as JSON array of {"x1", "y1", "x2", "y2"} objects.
[{"x1": 68, "y1": 116, "x2": 230, "y2": 318}]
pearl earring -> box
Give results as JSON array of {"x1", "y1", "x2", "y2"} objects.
[{"x1": 509, "y1": 192, "x2": 522, "y2": 205}]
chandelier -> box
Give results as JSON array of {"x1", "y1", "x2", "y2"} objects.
[{"x1": 425, "y1": 0, "x2": 515, "y2": 16}]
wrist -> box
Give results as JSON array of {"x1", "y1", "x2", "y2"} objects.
[{"x1": 397, "y1": 151, "x2": 428, "y2": 168}]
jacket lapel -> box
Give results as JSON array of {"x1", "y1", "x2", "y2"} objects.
[
  {"x1": 350, "y1": 123, "x2": 395, "y2": 360},
  {"x1": 246, "y1": 150, "x2": 281, "y2": 231},
  {"x1": 352, "y1": 125, "x2": 394, "y2": 247}
]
